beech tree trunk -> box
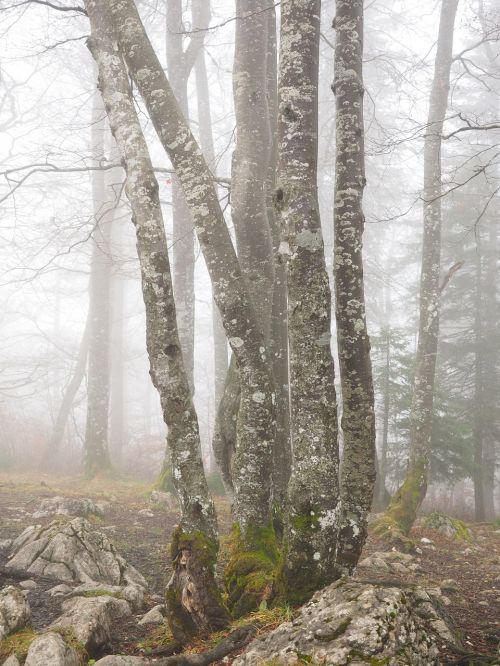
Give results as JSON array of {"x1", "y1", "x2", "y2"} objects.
[
  {"x1": 104, "y1": 0, "x2": 277, "y2": 614},
  {"x1": 378, "y1": 0, "x2": 459, "y2": 537},
  {"x1": 276, "y1": 0, "x2": 340, "y2": 602},
  {"x1": 193, "y1": 10, "x2": 228, "y2": 411},
  {"x1": 165, "y1": 0, "x2": 208, "y2": 391},
  {"x1": 84, "y1": 94, "x2": 113, "y2": 478},
  {"x1": 333, "y1": 0, "x2": 376, "y2": 571},
  {"x1": 41, "y1": 314, "x2": 90, "y2": 469},
  {"x1": 211, "y1": 0, "x2": 276, "y2": 507},
  {"x1": 85, "y1": 3, "x2": 229, "y2": 639},
  {"x1": 110, "y1": 269, "x2": 126, "y2": 466},
  {"x1": 266, "y1": 1, "x2": 291, "y2": 516}
]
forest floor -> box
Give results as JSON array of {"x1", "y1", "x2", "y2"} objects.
[{"x1": 0, "y1": 472, "x2": 499, "y2": 665}]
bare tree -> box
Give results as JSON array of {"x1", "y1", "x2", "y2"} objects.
[
  {"x1": 85, "y1": 1, "x2": 229, "y2": 639},
  {"x1": 102, "y1": 0, "x2": 278, "y2": 615},
  {"x1": 377, "y1": 0, "x2": 459, "y2": 539},
  {"x1": 333, "y1": 0, "x2": 376, "y2": 570},
  {"x1": 275, "y1": 0, "x2": 340, "y2": 602}
]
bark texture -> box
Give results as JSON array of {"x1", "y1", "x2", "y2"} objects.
[
  {"x1": 85, "y1": 2, "x2": 228, "y2": 636},
  {"x1": 378, "y1": 0, "x2": 459, "y2": 537},
  {"x1": 105, "y1": 0, "x2": 277, "y2": 611},
  {"x1": 333, "y1": 0, "x2": 376, "y2": 571},
  {"x1": 276, "y1": 0, "x2": 340, "y2": 602}
]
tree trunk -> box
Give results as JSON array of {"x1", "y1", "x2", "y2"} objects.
[
  {"x1": 377, "y1": 0, "x2": 459, "y2": 538},
  {"x1": 41, "y1": 314, "x2": 90, "y2": 470},
  {"x1": 84, "y1": 92, "x2": 113, "y2": 478},
  {"x1": 85, "y1": 5, "x2": 229, "y2": 639},
  {"x1": 276, "y1": 0, "x2": 340, "y2": 603},
  {"x1": 109, "y1": 268, "x2": 126, "y2": 467},
  {"x1": 333, "y1": 0, "x2": 376, "y2": 571},
  {"x1": 193, "y1": 12, "x2": 228, "y2": 411},
  {"x1": 105, "y1": 0, "x2": 277, "y2": 614},
  {"x1": 266, "y1": 0, "x2": 291, "y2": 518}
]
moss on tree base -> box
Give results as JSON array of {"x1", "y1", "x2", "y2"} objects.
[
  {"x1": 224, "y1": 523, "x2": 280, "y2": 618},
  {"x1": 373, "y1": 457, "x2": 427, "y2": 543},
  {"x1": 166, "y1": 527, "x2": 230, "y2": 642}
]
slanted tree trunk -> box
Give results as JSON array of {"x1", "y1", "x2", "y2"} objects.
[
  {"x1": 193, "y1": 5, "x2": 228, "y2": 411},
  {"x1": 276, "y1": 0, "x2": 340, "y2": 603},
  {"x1": 84, "y1": 94, "x2": 113, "y2": 478},
  {"x1": 41, "y1": 314, "x2": 90, "y2": 470},
  {"x1": 333, "y1": 0, "x2": 376, "y2": 571},
  {"x1": 105, "y1": 0, "x2": 277, "y2": 615},
  {"x1": 473, "y1": 233, "x2": 486, "y2": 521},
  {"x1": 377, "y1": 0, "x2": 459, "y2": 538},
  {"x1": 85, "y1": 5, "x2": 229, "y2": 640}
]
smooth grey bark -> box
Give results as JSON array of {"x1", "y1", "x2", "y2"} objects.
[
  {"x1": 105, "y1": 0, "x2": 275, "y2": 539},
  {"x1": 333, "y1": 0, "x2": 376, "y2": 570},
  {"x1": 277, "y1": 0, "x2": 340, "y2": 600},
  {"x1": 380, "y1": 0, "x2": 459, "y2": 536},
  {"x1": 84, "y1": 94, "x2": 113, "y2": 478},
  {"x1": 41, "y1": 315, "x2": 90, "y2": 469},
  {"x1": 85, "y1": 3, "x2": 229, "y2": 637},
  {"x1": 211, "y1": 0, "x2": 276, "y2": 501},
  {"x1": 266, "y1": 0, "x2": 291, "y2": 515},
  {"x1": 109, "y1": 269, "x2": 126, "y2": 466},
  {"x1": 165, "y1": 0, "x2": 209, "y2": 390},
  {"x1": 193, "y1": 13, "x2": 228, "y2": 410}
]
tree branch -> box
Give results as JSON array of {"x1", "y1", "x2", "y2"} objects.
[
  {"x1": 439, "y1": 261, "x2": 465, "y2": 294},
  {"x1": 0, "y1": 0, "x2": 86, "y2": 14}
]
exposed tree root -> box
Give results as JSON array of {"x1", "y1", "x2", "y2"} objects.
[{"x1": 155, "y1": 625, "x2": 256, "y2": 666}]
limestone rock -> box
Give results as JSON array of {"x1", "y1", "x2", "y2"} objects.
[
  {"x1": 0, "y1": 539, "x2": 13, "y2": 552},
  {"x1": 357, "y1": 550, "x2": 419, "y2": 575},
  {"x1": 19, "y1": 580, "x2": 37, "y2": 590},
  {"x1": 150, "y1": 490, "x2": 177, "y2": 511},
  {"x1": 32, "y1": 496, "x2": 104, "y2": 519},
  {"x1": 0, "y1": 585, "x2": 31, "y2": 640},
  {"x1": 50, "y1": 595, "x2": 131, "y2": 652},
  {"x1": 94, "y1": 657, "x2": 147, "y2": 665},
  {"x1": 138, "y1": 604, "x2": 165, "y2": 626},
  {"x1": 2, "y1": 655, "x2": 21, "y2": 666},
  {"x1": 69, "y1": 582, "x2": 144, "y2": 611},
  {"x1": 6, "y1": 518, "x2": 147, "y2": 590},
  {"x1": 48, "y1": 584, "x2": 73, "y2": 597},
  {"x1": 423, "y1": 512, "x2": 472, "y2": 541},
  {"x1": 234, "y1": 579, "x2": 460, "y2": 666},
  {"x1": 24, "y1": 632, "x2": 80, "y2": 666}
]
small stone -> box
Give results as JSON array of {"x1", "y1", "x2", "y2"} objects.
[
  {"x1": 420, "y1": 537, "x2": 433, "y2": 544},
  {"x1": 19, "y1": 580, "x2": 38, "y2": 590},
  {"x1": 478, "y1": 601, "x2": 488, "y2": 606},
  {"x1": 0, "y1": 539, "x2": 13, "y2": 551},
  {"x1": 48, "y1": 584, "x2": 73, "y2": 597},
  {"x1": 138, "y1": 604, "x2": 165, "y2": 626},
  {"x1": 440, "y1": 579, "x2": 458, "y2": 592},
  {"x1": 137, "y1": 509, "x2": 154, "y2": 518},
  {"x1": 2, "y1": 655, "x2": 21, "y2": 666},
  {"x1": 93, "y1": 658, "x2": 147, "y2": 665}
]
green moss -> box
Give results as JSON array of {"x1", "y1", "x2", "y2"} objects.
[
  {"x1": 53, "y1": 627, "x2": 88, "y2": 663},
  {"x1": 0, "y1": 627, "x2": 37, "y2": 661},
  {"x1": 373, "y1": 457, "x2": 427, "y2": 541},
  {"x1": 224, "y1": 522, "x2": 280, "y2": 618},
  {"x1": 423, "y1": 511, "x2": 472, "y2": 542},
  {"x1": 166, "y1": 527, "x2": 229, "y2": 641},
  {"x1": 76, "y1": 589, "x2": 123, "y2": 599}
]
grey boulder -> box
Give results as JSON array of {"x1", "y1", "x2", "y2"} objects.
[
  {"x1": 24, "y1": 632, "x2": 80, "y2": 666},
  {"x1": 32, "y1": 496, "x2": 104, "y2": 519},
  {"x1": 0, "y1": 585, "x2": 31, "y2": 640},
  {"x1": 50, "y1": 594, "x2": 132, "y2": 652}
]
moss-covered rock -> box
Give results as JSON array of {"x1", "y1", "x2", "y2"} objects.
[
  {"x1": 423, "y1": 512, "x2": 472, "y2": 542},
  {"x1": 233, "y1": 579, "x2": 460, "y2": 666},
  {"x1": 224, "y1": 523, "x2": 280, "y2": 618}
]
